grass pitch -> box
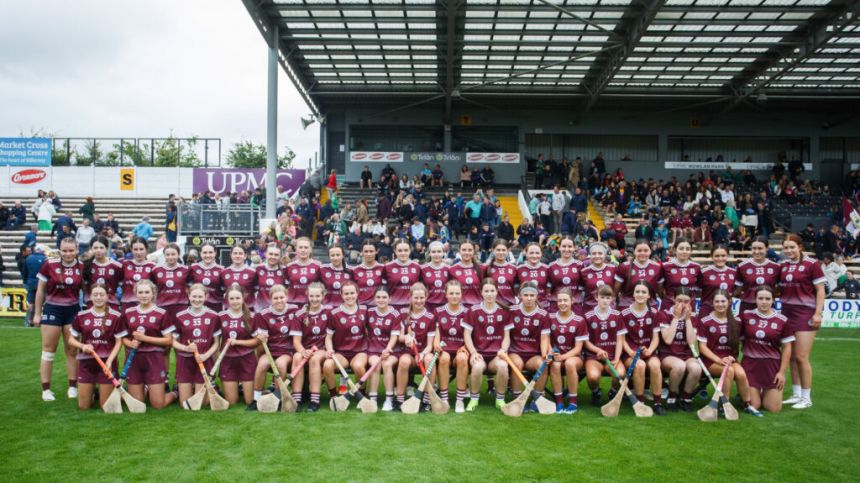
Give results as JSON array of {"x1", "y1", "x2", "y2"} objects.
[{"x1": 1, "y1": 318, "x2": 858, "y2": 482}]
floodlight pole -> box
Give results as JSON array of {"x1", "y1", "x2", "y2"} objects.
[{"x1": 266, "y1": 23, "x2": 279, "y2": 219}]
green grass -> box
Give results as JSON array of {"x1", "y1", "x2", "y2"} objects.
[{"x1": 1, "y1": 318, "x2": 859, "y2": 482}]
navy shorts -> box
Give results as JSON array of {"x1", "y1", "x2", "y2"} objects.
[{"x1": 41, "y1": 304, "x2": 80, "y2": 327}]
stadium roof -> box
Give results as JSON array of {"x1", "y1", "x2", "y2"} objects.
[{"x1": 243, "y1": 0, "x2": 860, "y2": 117}]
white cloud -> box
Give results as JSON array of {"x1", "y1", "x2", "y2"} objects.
[{"x1": 0, "y1": 0, "x2": 318, "y2": 168}]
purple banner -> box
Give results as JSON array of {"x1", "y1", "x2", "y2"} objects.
[{"x1": 193, "y1": 168, "x2": 306, "y2": 197}]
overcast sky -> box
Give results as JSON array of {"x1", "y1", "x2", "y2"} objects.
[{"x1": 0, "y1": 1, "x2": 318, "y2": 168}]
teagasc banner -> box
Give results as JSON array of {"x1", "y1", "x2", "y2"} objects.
[
  {"x1": 192, "y1": 168, "x2": 306, "y2": 197},
  {"x1": 0, "y1": 137, "x2": 52, "y2": 166}
]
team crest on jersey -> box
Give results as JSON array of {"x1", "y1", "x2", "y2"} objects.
[
  {"x1": 193, "y1": 328, "x2": 202, "y2": 337},
  {"x1": 300, "y1": 277, "x2": 308, "y2": 284},
  {"x1": 367, "y1": 279, "x2": 375, "y2": 286},
  {"x1": 64, "y1": 277, "x2": 74, "y2": 285},
  {"x1": 709, "y1": 326, "x2": 716, "y2": 333},
  {"x1": 591, "y1": 323, "x2": 597, "y2": 329},
  {"x1": 498, "y1": 276, "x2": 506, "y2": 284},
  {"x1": 312, "y1": 326, "x2": 320, "y2": 334},
  {"x1": 557, "y1": 335, "x2": 566, "y2": 344},
  {"x1": 350, "y1": 326, "x2": 360, "y2": 335},
  {"x1": 513, "y1": 316, "x2": 520, "y2": 323},
  {"x1": 448, "y1": 327, "x2": 457, "y2": 336},
  {"x1": 93, "y1": 328, "x2": 101, "y2": 338},
  {"x1": 719, "y1": 336, "x2": 727, "y2": 344},
  {"x1": 55, "y1": 268, "x2": 61, "y2": 274},
  {"x1": 373, "y1": 328, "x2": 382, "y2": 336},
  {"x1": 600, "y1": 332, "x2": 608, "y2": 340},
  {"x1": 419, "y1": 322, "x2": 426, "y2": 329},
  {"x1": 681, "y1": 277, "x2": 689, "y2": 285},
  {"x1": 521, "y1": 328, "x2": 529, "y2": 336},
  {"x1": 133, "y1": 274, "x2": 141, "y2": 281},
  {"x1": 183, "y1": 320, "x2": 190, "y2": 326},
  {"x1": 675, "y1": 332, "x2": 683, "y2": 340},
  {"x1": 771, "y1": 323, "x2": 778, "y2": 330},
  {"x1": 280, "y1": 326, "x2": 288, "y2": 334},
  {"x1": 487, "y1": 326, "x2": 495, "y2": 335},
  {"x1": 629, "y1": 321, "x2": 635, "y2": 327},
  {"x1": 563, "y1": 277, "x2": 571, "y2": 284},
  {"x1": 755, "y1": 330, "x2": 766, "y2": 339}
]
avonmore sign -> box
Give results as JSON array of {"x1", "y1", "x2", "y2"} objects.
[
  {"x1": 467, "y1": 153, "x2": 520, "y2": 164},
  {"x1": 349, "y1": 151, "x2": 403, "y2": 162},
  {"x1": 11, "y1": 168, "x2": 48, "y2": 185}
]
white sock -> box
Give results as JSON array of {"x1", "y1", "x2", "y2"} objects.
[
  {"x1": 801, "y1": 388, "x2": 811, "y2": 401},
  {"x1": 791, "y1": 384, "x2": 801, "y2": 397},
  {"x1": 253, "y1": 390, "x2": 262, "y2": 401}
]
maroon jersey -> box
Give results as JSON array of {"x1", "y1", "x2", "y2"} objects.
[
  {"x1": 779, "y1": 257, "x2": 826, "y2": 308},
  {"x1": 84, "y1": 259, "x2": 122, "y2": 306},
  {"x1": 515, "y1": 262, "x2": 551, "y2": 304},
  {"x1": 220, "y1": 265, "x2": 257, "y2": 307},
  {"x1": 657, "y1": 308, "x2": 698, "y2": 359},
  {"x1": 253, "y1": 305, "x2": 299, "y2": 355},
  {"x1": 486, "y1": 262, "x2": 518, "y2": 305},
  {"x1": 190, "y1": 262, "x2": 224, "y2": 307},
  {"x1": 152, "y1": 264, "x2": 191, "y2": 307},
  {"x1": 37, "y1": 259, "x2": 84, "y2": 306},
  {"x1": 740, "y1": 310, "x2": 794, "y2": 360},
  {"x1": 285, "y1": 260, "x2": 321, "y2": 305},
  {"x1": 421, "y1": 263, "x2": 450, "y2": 307},
  {"x1": 699, "y1": 265, "x2": 737, "y2": 308},
  {"x1": 621, "y1": 306, "x2": 659, "y2": 349},
  {"x1": 463, "y1": 304, "x2": 510, "y2": 356},
  {"x1": 508, "y1": 305, "x2": 550, "y2": 356},
  {"x1": 697, "y1": 313, "x2": 739, "y2": 360},
  {"x1": 548, "y1": 259, "x2": 582, "y2": 304},
  {"x1": 435, "y1": 305, "x2": 467, "y2": 352},
  {"x1": 661, "y1": 259, "x2": 701, "y2": 303},
  {"x1": 173, "y1": 307, "x2": 221, "y2": 358},
  {"x1": 254, "y1": 264, "x2": 286, "y2": 312},
  {"x1": 366, "y1": 307, "x2": 401, "y2": 353},
  {"x1": 122, "y1": 306, "x2": 174, "y2": 353},
  {"x1": 384, "y1": 260, "x2": 422, "y2": 307},
  {"x1": 350, "y1": 262, "x2": 385, "y2": 306},
  {"x1": 581, "y1": 264, "x2": 617, "y2": 309},
  {"x1": 449, "y1": 262, "x2": 482, "y2": 305},
  {"x1": 614, "y1": 259, "x2": 663, "y2": 308},
  {"x1": 327, "y1": 305, "x2": 368, "y2": 354},
  {"x1": 736, "y1": 259, "x2": 780, "y2": 305},
  {"x1": 400, "y1": 308, "x2": 436, "y2": 348},
  {"x1": 320, "y1": 264, "x2": 352, "y2": 307},
  {"x1": 550, "y1": 312, "x2": 588, "y2": 354},
  {"x1": 120, "y1": 259, "x2": 155, "y2": 305},
  {"x1": 70, "y1": 308, "x2": 126, "y2": 359},
  {"x1": 218, "y1": 310, "x2": 256, "y2": 357},
  {"x1": 290, "y1": 306, "x2": 330, "y2": 350},
  {"x1": 584, "y1": 309, "x2": 626, "y2": 359}
]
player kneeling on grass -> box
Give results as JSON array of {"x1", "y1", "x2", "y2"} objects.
[
  {"x1": 584, "y1": 285, "x2": 626, "y2": 405},
  {"x1": 121, "y1": 280, "x2": 177, "y2": 409},
  {"x1": 217, "y1": 286, "x2": 259, "y2": 406},
  {"x1": 507, "y1": 283, "x2": 551, "y2": 413},
  {"x1": 621, "y1": 281, "x2": 664, "y2": 414},
  {"x1": 291, "y1": 283, "x2": 331, "y2": 412},
  {"x1": 69, "y1": 284, "x2": 125, "y2": 410},
  {"x1": 434, "y1": 280, "x2": 470, "y2": 412},
  {"x1": 324, "y1": 281, "x2": 369, "y2": 403},
  {"x1": 658, "y1": 287, "x2": 702, "y2": 412},
  {"x1": 696, "y1": 290, "x2": 761, "y2": 417},
  {"x1": 366, "y1": 287, "x2": 401, "y2": 411},
  {"x1": 172, "y1": 284, "x2": 220, "y2": 408},
  {"x1": 549, "y1": 288, "x2": 587, "y2": 414},
  {"x1": 249, "y1": 285, "x2": 296, "y2": 411},
  {"x1": 396, "y1": 283, "x2": 436, "y2": 410},
  {"x1": 740, "y1": 286, "x2": 794, "y2": 413},
  {"x1": 463, "y1": 279, "x2": 511, "y2": 412}
]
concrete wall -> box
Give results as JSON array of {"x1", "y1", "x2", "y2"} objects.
[{"x1": 328, "y1": 105, "x2": 860, "y2": 186}]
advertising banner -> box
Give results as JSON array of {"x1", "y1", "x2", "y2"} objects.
[
  {"x1": 192, "y1": 168, "x2": 306, "y2": 197},
  {"x1": 465, "y1": 152, "x2": 521, "y2": 164},
  {"x1": 665, "y1": 161, "x2": 813, "y2": 171},
  {"x1": 0, "y1": 137, "x2": 52, "y2": 166},
  {"x1": 405, "y1": 152, "x2": 465, "y2": 163},
  {"x1": 349, "y1": 151, "x2": 404, "y2": 163}
]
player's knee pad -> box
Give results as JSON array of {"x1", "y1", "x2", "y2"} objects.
[{"x1": 41, "y1": 351, "x2": 55, "y2": 362}]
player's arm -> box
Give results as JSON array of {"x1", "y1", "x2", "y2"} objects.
[{"x1": 32, "y1": 279, "x2": 47, "y2": 325}]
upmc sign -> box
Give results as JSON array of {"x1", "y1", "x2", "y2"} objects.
[{"x1": 192, "y1": 168, "x2": 306, "y2": 196}]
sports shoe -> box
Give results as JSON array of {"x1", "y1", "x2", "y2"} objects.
[
  {"x1": 679, "y1": 399, "x2": 693, "y2": 412},
  {"x1": 42, "y1": 389, "x2": 56, "y2": 402},
  {"x1": 67, "y1": 387, "x2": 78, "y2": 399},
  {"x1": 653, "y1": 404, "x2": 666, "y2": 416},
  {"x1": 666, "y1": 399, "x2": 678, "y2": 412},
  {"x1": 455, "y1": 400, "x2": 465, "y2": 413},
  {"x1": 382, "y1": 400, "x2": 394, "y2": 412},
  {"x1": 607, "y1": 388, "x2": 618, "y2": 401},
  {"x1": 419, "y1": 403, "x2": 431, "y2": 413},
  {"x1": 744, "y1": 406, "x2": 764, "y2": 417},
  {"x1": 563, "y1": 403, "x2": 578, "y2": 415},
  {"x1": 406, "y1": 387, "x2": 415, "y2": 398},
  {"x1": 305, "y1": 401, "x2": 320, "y2": 413},
  {"x1": 783, "y1": 395, "x2": 802, "y2": 405},
  {"x1": 661, "y1": 388, "x2": 669, "y2": 400},
  {"x1": 466, "y1": 399, "x2": 479, "y2": 412},
  {"x1": 791, "y1": 398, "x2": 812, "y2": 409},
  {"x1": 246, "y1": 400, "x2": 258, "y2": 411},
  {"x1": 525, "y1": 401, "x2": 538, "y2": 413},
  {"x1": 556, "y1": 402, "x2": 565, "y2": 413},
  {"x1": 590, "y1": 390, "x2": 602, "y2": 406},
  {"x1": 494, "y1": 398, "x2": 505, "y2": 410},
  {"x1": 392, "y1": 401, "x2": 402, "y2": 412}
]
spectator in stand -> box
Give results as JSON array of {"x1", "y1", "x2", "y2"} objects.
[
  {"x1": 517, "y1": 218, "x2": 535, "y2": 246},
  {"x1": 692, "y1": 219, "x2": 713, "y2": 250},
  {"x1": 570, "y1": 187, "x2": 588, "y2": 215},
  {"x1": 823, "y1": 224, "x2": 841, "y2": 255},
  {"x1": 497, "y1": 214, "x2": 514, "y2": 244},
  {"x1": 360, "y1": 165, "x2": 373, "y2": 189},
  {"x1": 551, "y1": 186, "x2": 567, "y2": 234},
  {"x1": 465, "y1": 194, "x2": 483, "y2": 232},
  {"x1": 592, "y1": 152, "x2": 606, "y2": 177},
  {"x1": 478, "y1": 222, "x2": 494, "y2": 260},
  {"x1": 607, "y1": 213, "x2": 628, "y2": 250},
  {"x1": 165, "y1": 202, "x2": 178, "y2": 242},
  {"x1": 844, "y1": 271, "x2": 860, "y2": 299},
  {"x1": 22, "y1": 244, "x2": 46, "y2": 327},
  {"x1": 536, "y1": 194, "x2": 551, "y2": 231},
  {"x1": 47, "y1": 190, "x2": 62, "y2": 210},
  {"x1": 560, "y1": 208, "x2": 580, "y2": 236},
  {"x1": 0, "y1": 202, "x2": 9, "y2": 230},
  {"x1": 51, "y1": 211, "x2": 76, "y2": 237},
  {"x1": 326, "y1": 169, "x2": 338, "y2": 200},
  {"x1": 458, "y1": 165, "x2": 471, "y2": 188},
  {"x1": 36, "y1": 196, "x2": 55, "y2": 232},
  {"x1": 653, "y1": 220, "x2": 669, "y2": 261},
  {"x1": 10, "y1": 201, "x2": 26, "y2": 229},
  {"x1": 23, "y1": 224, "x2": 38, "y2": 248},
  {"x1": 104, "y1": 213, "x2": 122, "y2": 237},
  {"x1": 131, "y1": 216, "x2": 154, "y2": 242},
  {"x1": 55, "y1": 224, "x2": 73, "y2": 248},
  {"x1": 633, "y1": 216, "x2": 653, "y2": 242},
  {"x1": 75, "y1": 219, "x2": 95, "y2": 255},
  {"x1": 77, "y1": 197, "x2": 95, "y2": 224},
  {"x1": 431, "y1": 164, "x2": 445, "y2": 188},
  {"x1": 480, "y1": 167, "x2": 495, "y2": 187},
  {"x1": 480, "y1": 196, "x2": 497, "y2": 229}
]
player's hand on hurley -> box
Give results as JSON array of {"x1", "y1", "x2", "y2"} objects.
[
  {"x1": 132, "y1": 331, "x2": 145, "y2": 341},
  {"x1": 129, "y1": 339, "x2": 141, "y2": 349},
  {"x1": 404, "y1": 335, "x2": 414, "y2": 347},
  {"x1": 325, "y1": 350, "x2": 335, "y2": 359},
  {"x1": 186, "y1": 343, "x2": 198, "y2": 354},
  {"x1": 257, "y1": 333, "x2": 268, "y2": 343},
  {"x1": 774, "y1": 372, "x2": 786, "y2": 390},
  {"x1": 496, "y1": 349, "x2": 507, "y2": 358},
  {"x1": 81, "y1": 344, "x2": 95, "y2": 354},
  {"x1": 720, "y1": 356, "x2": 734, "y2": 366},
  {"x1": 596, "y1": 350, "x2": 609, "y2": 360},
  {"x1": 302, "y1": 349, "x2": 313, "y2": 358}
]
